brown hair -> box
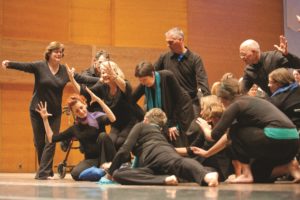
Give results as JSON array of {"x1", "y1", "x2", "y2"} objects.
[
  {"x1": 66, "y1": 94, "x2": 87, "y2": 111},
  {"x1": 44, "y1": 41, "x2": 64, "y2": 61},
  {"x1": 217, "y1": 78, "x2": 241, "y2": 101},
  {"x1": 269, "y1": 68, "x2": 294, "y2": 87},
  {"x1": 200, "y1": 95, "x2": 224, "y2": 120}
]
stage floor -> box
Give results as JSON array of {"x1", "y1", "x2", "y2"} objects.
[{"x1": 0, "y1": 173, "x2": 299, "y2": 200}]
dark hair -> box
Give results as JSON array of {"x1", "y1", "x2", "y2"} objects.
[
  {"x1": 217, "y1": 78, "x2": 241, "y2": 100},
  {"x1": 44, "y1": 41, "x2": 64, "y2": 61},
  {"x1": 95, "y1": 50, "x2": 110, "y2": 60},
  {"x1": 135, "y1": 61, "x2": 154, "y2": 77}
]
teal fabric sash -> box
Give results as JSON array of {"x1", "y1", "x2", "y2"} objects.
[
  {"x1": 264, "y1": 127, "x2": 299, "y2": 139},
  {"x1": 145, "y1": 72, "x2": 162, "y2": 110}
]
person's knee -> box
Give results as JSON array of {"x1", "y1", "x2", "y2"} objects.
[{"x1": 70, "y1": 168, "x2": 81, "y2": 181}]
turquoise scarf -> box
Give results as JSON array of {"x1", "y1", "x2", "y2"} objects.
[{"x1": 145, "y1": 72, "x2": 162, "y2": 110}]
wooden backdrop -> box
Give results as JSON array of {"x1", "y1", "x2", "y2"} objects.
[{"x1": 0, "y1": 0, "x2": 283, "y2": 172}]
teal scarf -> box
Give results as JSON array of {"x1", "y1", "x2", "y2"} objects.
[{"x1": 145, "y1": 72, "x2": 162, "y2": 110}]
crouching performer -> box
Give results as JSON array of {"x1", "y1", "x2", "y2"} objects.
[
  {"x1": 36, "y1": 87, "x2": 116, "y2": 181},
  {"x1": 106, "y1": 108, "x2": 219, "y2": 186}
]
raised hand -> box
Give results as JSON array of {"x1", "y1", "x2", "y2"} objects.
[
  {"x1": 35, "y1": 101, "x2": 52, "y2": 120},
  {"x1": 103, "y1": 61, "x2": 118, "y2": 80},
  {"x1": 274, "y1": 35, "x2": 288, "y2": 56},
  {"x1": 65, "y1": 63, "x2": 75, "y2": 80},
  {"x1": 1, "y1": 60, "x2": 9, "y2": 69},
  {"x1": 196, "y1": 117, "x2": 211, "y2": 131}
]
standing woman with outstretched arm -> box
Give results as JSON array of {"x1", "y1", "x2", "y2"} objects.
[{"x1": 1, "y1": 41, "x2": 99, "y2": 180}]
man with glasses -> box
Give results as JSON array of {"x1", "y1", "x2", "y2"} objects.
[
  {"x1": 239, "y1": 36, "x2": 300, "y2": 96},
  {"x1": 154, "y1": 27, "x2": 210, "y2": 117}
]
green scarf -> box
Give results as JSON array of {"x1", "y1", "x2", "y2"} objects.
[{"x1": 145, "y1": 72, "x2": 162, "y2": 110}]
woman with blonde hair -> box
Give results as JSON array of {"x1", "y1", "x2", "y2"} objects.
[{"x1": 68, "y1": 60, "x2": 143, "y2": 151}]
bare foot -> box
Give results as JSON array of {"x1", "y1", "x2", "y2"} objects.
[
  {"x1": 204, "y1": 172, "x2": 219, "y2": 187},
  {"x1": 227, "y1": 174, "x2": 253, "y2": 184},
  {"x1": 288, "y1": 159, "x2": 300, "y2": 183},
  {"x1": 225, "y1": 174, "x2": 237, "y2": 182},
  {"x1": 165, "y1": 175, "x2": 178, "y2": 186}
]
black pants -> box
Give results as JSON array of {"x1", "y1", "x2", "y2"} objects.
[
  {"x1": 113, "y1": 145, "x2": 212, "y2": 185},
  {"x1": 71, "y1": 132, "x2": 116, "y2": 180},
  {"x1": 229, "y1": 125, "x2": 299, "y2": 182},
  {"x1": 30, "y1": 110, "x2": 61, "y2": 179},
  {"x1": 109, "y1": 119, "x2": 137, "y2": 151}
]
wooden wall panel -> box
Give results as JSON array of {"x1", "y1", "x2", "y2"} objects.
[
  {"x1": 0, "y1": 0, "x2": 3, "y2": 39},
  {"x1": 0, "y1": 84, "x2": 36, "y2": 172},
  {"x1": 187, "y1": 0, "x2": 283, "y2": 85},
  {"x1": 113, "y1": 0, "x2": 187, "y2": 48},
  {"x1": 2, "y1": 0, "x2": 69, "y2": 42},
  {"x1": 70, "y1": 0, "x2": 112, "y2": 45}
]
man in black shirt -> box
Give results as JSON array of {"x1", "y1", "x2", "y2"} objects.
[
  {"x1": 154, "y1": 27, "x2": 210, "y2": 117},
  {"x1": 239, "y1": 35, "x2": 300, "y2": 96},
  {"x1": 81, "y1": 50, "x2": 110, "y2": 79}
]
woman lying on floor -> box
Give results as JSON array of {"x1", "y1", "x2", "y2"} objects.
[
  {"x1": 36, "y1": 88, "x2": 116, "y2": 181},
  {"x1": 106, "y1": 108, "x2": 219, "y2": 187}
]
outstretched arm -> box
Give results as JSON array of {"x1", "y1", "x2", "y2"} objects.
[
  {"x1": 191, "y1": 133, "x2": 228, "y2": 158},
  {"x1": 35, "y1": 102, "x2": 54, "y2": 143},
  {"x1": 85, "y1": 87, "x2": 116, "y2": 123}
]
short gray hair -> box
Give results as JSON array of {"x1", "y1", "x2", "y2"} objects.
[
  {"x1": 144, "y1": 108, "x2": 167, "y2": 127},
  {"x1": 165, "y1": 27, "x2": 184, "y2": 40}
]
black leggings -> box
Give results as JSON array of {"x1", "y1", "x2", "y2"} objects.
[
  {"x1": 228, "y1": 125, "x2": 299, "y2": 182},
  {"x1": 113, "y1": 146, "x2": 212, "y2": 185}
]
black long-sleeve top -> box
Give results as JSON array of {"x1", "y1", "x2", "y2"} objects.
[
  {"x1": 269, "y1": 85, "x2": 300, "y2": 128},
  {"x1": 211, "y1": 95, "x2": 296, "y2": 141},
  {"x1": 81, "y1": 80, "x2": 143, "y2": 129},
  {"x1": 132, "y1": 70, "x2": 194, "y2": 132},
  {"x1": 241, "y1": 51, "x2": 300, "y2": 96},
  {"x1": 154, "y1": 48, "x2": 211, "y2": 99},
  {"x1": 52, "y1": 113, "x2": 110, "y2": 159},
  {"x1": 7, "y1": 60, "x2": 98, "y2": 116},
  {"x1": 108, "y1": 122, "x2": 172, "y2": 175}
]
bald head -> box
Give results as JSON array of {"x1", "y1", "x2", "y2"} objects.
[
  {"x1": 240, "y1": 39, "x2": 260, "y2": 52},
  {"x1": 239, "y1": 39, "x2": 261, "y2": 65}
]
